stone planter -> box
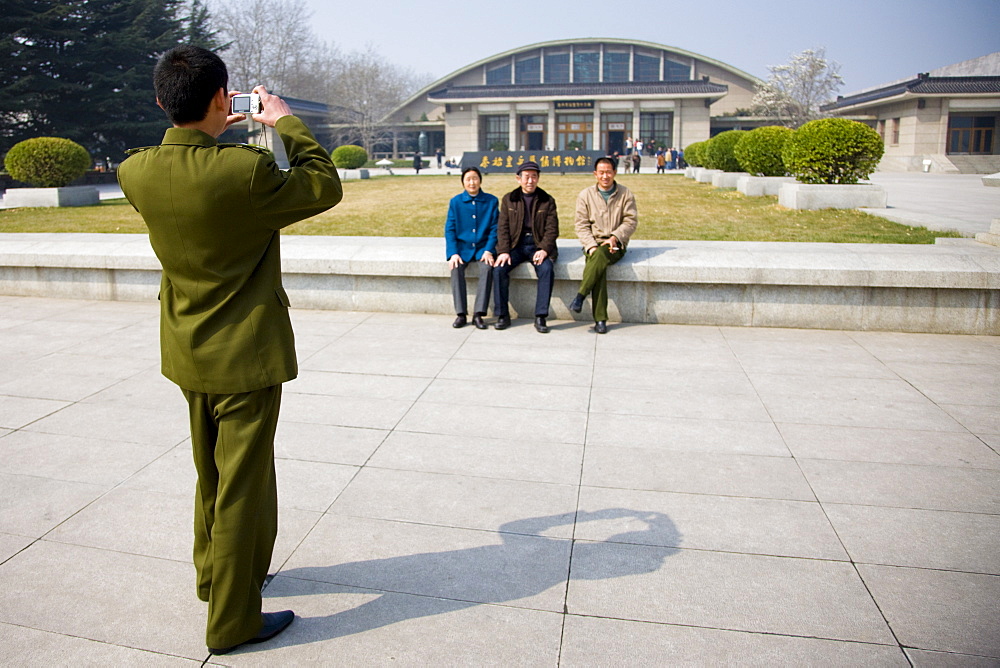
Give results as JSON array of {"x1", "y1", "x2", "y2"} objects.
[
  {"x1": 778, "y1": 182, "x2": 887, "y2": 210},
  {"x1": 2, "y1": 186, "x2": 100, "y2": 208},
  {"x1": 684, "y1": 167, "x2": 698, "y2": 179},
  {"x1": 339, "y1": 169, "x2": 370, "y2": 180},
  {"x1": 983, "y1": 172, "x2": 1000, "y2": 187},
  {"x1": 737, "y1": 176, "x2": 796, "y2": 197},
  {"x1": 695, "y1": 169, "x2": 722, "y2": 183},
  {"x1": 711, "y1": 171, "x2": 749, "y2": 188}
]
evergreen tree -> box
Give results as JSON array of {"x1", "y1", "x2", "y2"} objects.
[
  {"x1": 182, "y1": 0, "x2": 228, "y2": 52},
  {"x1": 0, "y1": 0, "x2": 186, "y2": 161}
]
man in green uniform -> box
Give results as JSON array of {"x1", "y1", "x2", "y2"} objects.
[{"x1": 117, "y1": 46, "x2": 342, "y2": 655}]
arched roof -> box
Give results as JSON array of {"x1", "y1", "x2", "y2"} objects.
[{"x1": 390, "y1": 37, "x2": 762, "y2": 117}]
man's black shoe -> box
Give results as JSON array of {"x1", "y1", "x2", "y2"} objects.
[
  {"x1": 595, "y1": 320, "x2": 608, "y2": 334},
  {"x1": 473, "y1": 314, "x2": 487, "y2": 329},
  {"x1": 452, "y1": 315, "x2": 467, "y2": 328},
  {"x1": 208, "y1": 610, "x2": 295, "y2": 655},
  {"x1": 494, "y1": 315, "x2": 510, "y2": 330},
  {"x1": 569, "y1": 294, "x2": 584, "y2": 313},
  {"x1": 535, "y1": 316, "x2": 550, "y2": 333}
]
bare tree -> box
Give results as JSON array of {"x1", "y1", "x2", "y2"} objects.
[
  {"x1": 328, "y1": 46, "x2": 431, "y2": 155},
  {"x1": 752, "y1": 47, "x2": 844, "y2": 127},
  {"x1": 210, "y1": 0, "x2": 333, "y2": 97}
]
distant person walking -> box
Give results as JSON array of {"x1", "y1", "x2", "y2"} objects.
[
  {"x1": 625, "y1": 135, "x2": 633, "y2": 156},
  {"x1": 413, "y1": 151, "x2": 423, "y2": 174},
  {"x1": 631, "y1": 152, "x2": 641, "y2": 174}
]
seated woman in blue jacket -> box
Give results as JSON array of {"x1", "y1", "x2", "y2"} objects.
[{"x1": 445, "y1": 167, "x2": 499, "y2": 329}]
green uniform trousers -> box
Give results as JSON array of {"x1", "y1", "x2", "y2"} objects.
[
  {"x1": 578, "y1": 244, "x2": 627, "y2": 321},
  {"x1": 182, "y1": 385, "x2": 281, "y2": 649}
]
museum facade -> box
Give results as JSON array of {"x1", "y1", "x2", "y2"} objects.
[
  {"x1": 383, "y1": 38, "x2": 762, "y2": 160},
  {"x1": 822, "y1": 52, "x2": 1000, "y2": 174}
]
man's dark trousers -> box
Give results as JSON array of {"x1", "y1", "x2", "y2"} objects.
[{"x1": 493, "y1": 242, "x2": 554, "y2": 318}]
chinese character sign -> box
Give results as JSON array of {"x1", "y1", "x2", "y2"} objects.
[{"x1": 462, "y1": 151, "x2": 606, "y2": 173}]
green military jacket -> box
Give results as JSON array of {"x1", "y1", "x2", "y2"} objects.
[{"x1": 118, "y1": 115, "x2": 342, "y2": 394}]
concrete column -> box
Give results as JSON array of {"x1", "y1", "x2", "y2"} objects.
[
  {"x1": 632, "y1": 105, "x2": 641, "y2": 146},
  {"x1": 547, "y1": 106, "x2": 556, "y2": 151},
  {"x1": 509, "y1": 109, "x2": 518, "y2": 151},
  {"x1": 592, "y1": 108, "x2": 601, "y2": 152}
]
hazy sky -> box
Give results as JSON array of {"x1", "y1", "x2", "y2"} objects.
[{"x1": 300, "y1": 0, "x2": 999, "y2": 94}]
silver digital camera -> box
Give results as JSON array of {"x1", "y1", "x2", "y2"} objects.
[{"x1": 230, "y1": 93, "x2": 262, "y2": 115}]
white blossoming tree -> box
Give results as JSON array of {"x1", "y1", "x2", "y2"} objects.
[{"x1": 752, "y1": 47, "x2": 844, "y2": 127}]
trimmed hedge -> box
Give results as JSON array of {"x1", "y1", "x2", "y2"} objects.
[
  {"x1": 782, "y1": 118, "x2": 884, "y2": 184},
  {"x1": 4, "y1": 137, "x2": 91, "y2": 187},
  {"x1": 704, "y1": 130, "x2": 746, "y2": 172},
  {"x1": 331, "y1": 144, "x2": 368, "y2": 169},
  {"x1": 683, "y1": 141, "x2": 708, "y2": 168},
  {"x1": 734, "y1": 126, "x2": 793, "y2": 177}
]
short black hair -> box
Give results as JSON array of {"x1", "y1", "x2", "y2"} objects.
[
  {"x1": 594, "y1": 156, "x2": 618, "y2": 172},
  {"x1": 461, "y1": 166, "x2": 482, "y2": 181},
  {"x1": 154, "y1": 46, "x2": 228, "y2": 125}
]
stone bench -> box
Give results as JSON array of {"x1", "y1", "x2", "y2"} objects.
[{"x1": 1, "y1": 233, "x2": 998, "y2": 334}]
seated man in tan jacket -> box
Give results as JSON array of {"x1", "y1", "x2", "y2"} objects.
[{"x1": 569, "y1": 156, "x2": 639, "y2": 334}]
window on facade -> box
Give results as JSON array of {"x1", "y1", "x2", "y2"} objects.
[
  {"x1": 664, "y1": 58, "x2": 690, "y2": 81},
  {"x1": 515, "y1": 56, "x2": 541, "y2": 85},
  {"x1": 890, "y1": 118, "x2": 900, "y2": 145},
  {"x1": 545, "y1": 52, "x2": 570, "y2": 84},
  {"x1": 604, "y1": 51, "x2": 630, "y2": 82},
  {"x1": 634, "y1": 53, "x2": 660, "y2": 82},
  {"x1": 948, "y1": 115, "x2": 996, "y2": 154},
  {"x1": 574, "y1": 51, "x2": 600, "y2": 83},
  {"x1": 556, "y1": 113, "x2": 593, "y2": 150},
  {"x1": 486, "y1": 63, "x2": 511, "y2": 85},
  {"x1": 640, "y1": 112, "x2": 674, "y2": 151},
  {"x1": 481, "y1": 115, "x2": 510, "y2": 151},
  {"x1": 877, "y1": 119, "x2": 886, "y2": 141}
]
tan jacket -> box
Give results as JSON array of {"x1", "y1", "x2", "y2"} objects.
[{"x1": 574, "y1": 182, "x2": 638, "y2": 252}]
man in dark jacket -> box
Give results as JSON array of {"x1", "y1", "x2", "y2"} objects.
[{"x1": 492, "y1": 161, "x2": 559, "y2": 333}]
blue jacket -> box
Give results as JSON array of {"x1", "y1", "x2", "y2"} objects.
[{"x1": 444, "y1": 190, "x2": 499, "y2": 262}]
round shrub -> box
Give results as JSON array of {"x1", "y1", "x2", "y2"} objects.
[
  {"x1": 782, "y1": 118, "x2": 884, "y2": 184},
  {"x1": 734, "y1": 126, "x2": 793, "y2": 176},
  {"x1": 331, "y1": 144, "x2": 368, "y2": 169},
  {"x1": 683, "y1": 141, "x2": 708, "y2": 167},
  {"x1": 4, "y1": 137, "x2": 91, "y2": 187},
  {"x1": 703, "y1": 130, "x2": 746, "y2": 172}
]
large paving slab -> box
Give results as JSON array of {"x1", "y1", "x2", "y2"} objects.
[{"x1": 0, "y1": 295, "x2": 997, "y2": 664}]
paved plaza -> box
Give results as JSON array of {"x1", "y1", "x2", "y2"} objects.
[{"x1": 0, "y1": 295, "x2": 998, "y2": 665}]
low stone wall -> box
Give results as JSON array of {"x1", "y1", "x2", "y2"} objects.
[
  {"x1": 3, "y1": 186, "x2": 100, "y2": 208},
  {"x1": 778, "y1": 183, "x2": 888, "y2": 210},
  {"x1": 711, "y1": 172, "x2": 749, "y2": 189},
  {"x1": 738, "y1": 176, "x2": 795, "y2": 197},
  {"x1": 1, "y1": 233, "x2": 998, "y2": 334}
]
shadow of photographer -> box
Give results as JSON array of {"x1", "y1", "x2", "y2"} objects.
[{"x1": 263, "y1": 508, "x2": 682, "y2": 648}]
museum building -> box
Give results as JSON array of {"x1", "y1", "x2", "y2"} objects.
[
  {"x1": 822, "y1": 52, "x2": 1000, "y2": 174},
  {"x1": 383, "y1": 38, "x2": 763, "y2": 159}
]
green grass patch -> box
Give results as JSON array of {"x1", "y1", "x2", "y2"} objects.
[{"x1": 0, "y1": 174, "x2": 961, "y2": 244}]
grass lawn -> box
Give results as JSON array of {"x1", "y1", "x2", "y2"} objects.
[{"x1": 0, "y1": 173, "x2": 961, "y2": 244}]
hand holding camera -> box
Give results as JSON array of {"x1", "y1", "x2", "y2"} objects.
[
  {"x1": 229, "y1": 86, "x2": 291, "y2": 128},
  {"x1": 230, "y1": 93, "x2": 261, "y2": 116}
]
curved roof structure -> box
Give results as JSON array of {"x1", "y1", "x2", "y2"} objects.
[{"x1": 389, "y1": 37, "x2": 762, "y2": 121}]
